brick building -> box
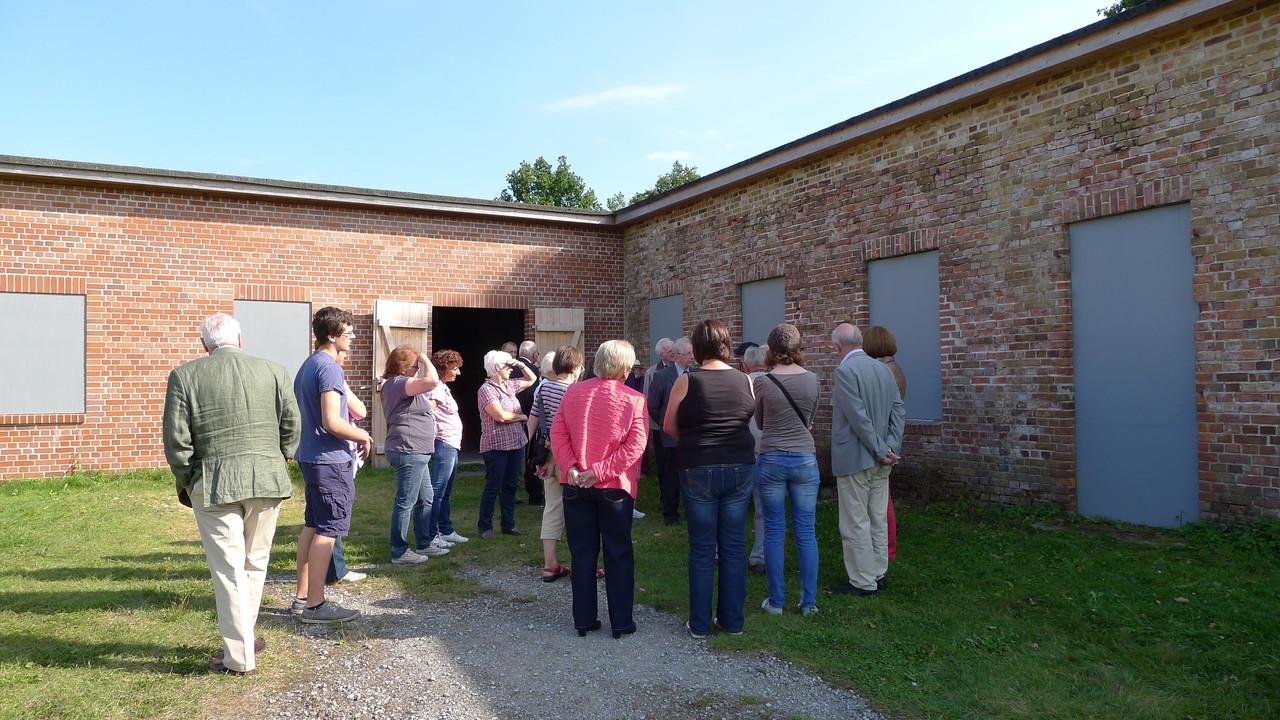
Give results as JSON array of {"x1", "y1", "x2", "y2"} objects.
[{"x1": 2, "y1": 0, "x2": 1275, "y2": 524}]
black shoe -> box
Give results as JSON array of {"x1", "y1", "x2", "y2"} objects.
[
  {"x1": 876, "y1": 576, "x2": 887, "y2": 591},
  {"x1": 749, "y1": 562, "x2": 766, "y2": 576},
  {"x1": 830, "y1": 582, "x2": 878, "y2": 596},
  {"x1": 577, "y1": 620, "x2": 602, "y2": 637},
  {"x1": 501, "y1": 527, "x2": 528, "y2": 536},
  {"x1": 612, "y1": 624, "x2": 637, "y2": 640},
  {"x1": 663, "y1": 517, "x2": 680, "y2": 526}
]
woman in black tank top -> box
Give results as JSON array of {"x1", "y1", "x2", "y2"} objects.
[{"x1": 661, "y1": 319, "x2": 755, "y2": 637}]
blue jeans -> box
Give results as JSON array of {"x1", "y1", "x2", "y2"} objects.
[
  {"x1": 428, "y1": 440, "x2": 459, "y2": 537},
  {"x1": 756, "y1": 451, "x2": 820, "y2": 610},
  {"x1": 682, "y1": 463, "x2": 754, "y2": 634},
  {"x1": 387, "y1": 450, "x2": 433, "y2": 558},
  {"x1": 479, "y1": 448, "x2": 523, "y2": 533},
  {"x1": 325, "y1": 536, "x2": 348, "y2": 584},
  {"x1": 562, "y1": 485, "x2": 635, "y2": 633}
]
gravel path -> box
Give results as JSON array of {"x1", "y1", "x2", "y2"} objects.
[{"x1": 231, "y1": 564, "x2": 884, "y2": 720}]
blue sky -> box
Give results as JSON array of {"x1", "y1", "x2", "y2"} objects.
[{"x1": 1, "y1": 1, "x2": 1108, "y2": 204}]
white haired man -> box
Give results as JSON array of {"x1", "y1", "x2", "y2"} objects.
[
  {"x1": 829, "y1": 323, "x2": 904, "y2": 595},
  {"x1": 646, "y1": 336, "x2": 694, "y2": 525},
  {"x1": 162, "y1": 313, "x2": 300, "y2": 675}
]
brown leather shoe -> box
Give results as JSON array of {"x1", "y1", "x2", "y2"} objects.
[
  {"x1": 750, "y1": 563, "x2": 766, "y2": 576},
  {"x1": 208, "y1": 658, "x2": 256, "y2": 676}
]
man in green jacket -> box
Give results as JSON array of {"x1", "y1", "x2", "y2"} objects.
[{"x1": 162, "y1": 312, "x2": 300, "y2": 675}]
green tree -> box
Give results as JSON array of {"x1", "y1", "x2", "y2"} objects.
[
  {"x1": 605, "y1": 191, "x2": 628, "y2": 212},
  {"x1": 628, "y1": 160, "x2": 702, "y2": 205},
  {"x1": 497, "y1": 155, "x2": 602, "y2": 210},
  {"x1": 1098, "y1": 0, "x2": 1150, "y2": 18}
]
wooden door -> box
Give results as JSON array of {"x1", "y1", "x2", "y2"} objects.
[
  {"x1": 371, "y1": 299, "x2": 431, "y2": 468},
  {"x1": 534, "y1": 308, "x2": 585, "y2": 360}
]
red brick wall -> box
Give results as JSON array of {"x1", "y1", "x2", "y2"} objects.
[
  {"x1": 0, "y1": 182, "x2": 623, "y2": 480},
  {"x1": 622, "y1": 3, "x2": 1279, "y2": 521}
]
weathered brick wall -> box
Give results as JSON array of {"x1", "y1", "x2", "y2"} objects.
[
  {"x1": 622, "y1": 4, "x2": 1279, "y2": 521},
  {"x1": 0, "y1": 182, "x2": 624, "y2": 480}
]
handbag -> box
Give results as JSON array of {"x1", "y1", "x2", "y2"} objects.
[
  {"x1": 526, "y1": 388, "x2": 551, "y2": 465},
  {"x1": 764, "y1": 373, "x2": 810, "y2": 428}
]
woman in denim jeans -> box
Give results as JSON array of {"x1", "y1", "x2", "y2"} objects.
[
  {"x1": 663, "y1": 320, "x2": 757, "y2": 637},
  {"x1": 753, "y1": 323, "x2": 822, "y2": 615},
  {"x1": 426, "y1": 350, "x2": 468, "y2": 547},
  {"x1": 549, "y1": 340, "x2": 648, "y2": 638},
  {"x1": 381, "y1": 346, "x2": 442, "y2": 565}
]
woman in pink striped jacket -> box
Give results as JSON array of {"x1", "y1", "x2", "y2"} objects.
[{"x1": 549, "y1": 339, "x2": 649, "y2": 639}]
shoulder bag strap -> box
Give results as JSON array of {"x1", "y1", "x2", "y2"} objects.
[{"x1": 764, "y1": 373, "x2": 808, "y2": 428}]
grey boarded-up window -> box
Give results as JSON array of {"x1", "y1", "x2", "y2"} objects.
[
  {"x1": 1, "y1": 292, "x2": 85, "y2": 413},
  {"x1": 740, "y1": 277, "x2": 785, "y2": 347},
  {"x1": 868, "y1": 251, "x2": 942, "y2": 421},
  {"x1": 648, "y1": 295, "x2": 684, "y2": 361},
  {"x1": 233, "y1": 300, "x2": 313, "y2": 382}
]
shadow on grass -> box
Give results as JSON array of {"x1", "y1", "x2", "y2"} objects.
[
  {"x1": 9, "y1": 563, "x2": 210, "y2": 582},
  {"x1": 0, "y1": 588, "x2": 212, "y2": 614},
  {"x1": 0, "y1": 631, "x2": 215, "y2": 674}
]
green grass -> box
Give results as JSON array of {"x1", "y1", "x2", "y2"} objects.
[{"x1": 2, "y1": 468, "x2": 1277, "y2": 719}]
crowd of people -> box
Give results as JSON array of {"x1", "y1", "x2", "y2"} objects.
[{"x1": 162, "y1": 307, "x2": 905, "y2": 674}]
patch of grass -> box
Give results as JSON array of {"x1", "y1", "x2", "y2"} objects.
[{"x1": 3, "y1": 466, "x2": 1277, "y2": 719}]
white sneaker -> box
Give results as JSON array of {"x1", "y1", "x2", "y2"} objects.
[
  {"x1": 439, "y1": 532, "x2": 469, "y2": 543},
  {"x1": 419, "y1": 544, "x2": 450, "y2": 557},
  {"x1": 336, "y1": 570, "x2": 367, "y2": 584},
  {"x1": 392, "y1": 550, "x2": 428, "y2": 565},
  {"x1": 632, "y1": 508, "x2": 646, "y2": 519},
  {"x1": 800, "y1": 604, "x2": 819, "y2": 616},
  {"x1": 761, "y1": 597, "x2": 783, "y2": 615},
  {"x1": 431, "y1": 537, "x2": 455, "y2": 548}
]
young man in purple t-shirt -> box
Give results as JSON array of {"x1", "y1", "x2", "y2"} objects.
[{"x1": 292, "y1": 306, "x2": 373, "y2": 624}]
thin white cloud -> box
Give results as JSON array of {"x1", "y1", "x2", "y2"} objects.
[
  {"x1": 545, "y1": 85, "x2": 681, "y2": 111},
  {"x1": 645, "y1": 150, "x2": 692, "y2": 161}
]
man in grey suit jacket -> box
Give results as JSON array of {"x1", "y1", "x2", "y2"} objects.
[
  {"x1": 163, "y1": 313, "x2": 300, "y2": 675},
  {"x1": 647, "y1": 336, "x2": 692, "y2": 525},
  {"x1": 829, "y1": 323, "x2": 905, "y2": 595}
]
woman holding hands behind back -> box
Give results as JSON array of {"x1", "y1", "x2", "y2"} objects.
[{"x1": 550, "y1": 340, "x2": 648, "y2": 639}]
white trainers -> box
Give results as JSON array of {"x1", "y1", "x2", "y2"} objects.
[
  {"x1": 438, "y1": 532, "x2": 469, "y2": 543},
  {"x1": 800, "y1": 604, "x2": 819, "y2": 616},
  {"x1": 632, "y1": 508, "x2": 646, "y2": 519},
  {"x1": 392, "y1": 549, "x2": 429, "y2": 565},
  {"x1": 419, "y1": 544, "x2": 450, "y2": 557},
  {"x1": 761, "y1": 597, "x2": 783, "y2": 615},
  {"x1": 431, "y1": 537, "x2": 455, "y2": 548}
]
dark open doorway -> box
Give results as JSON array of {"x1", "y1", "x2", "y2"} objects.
[{"x1": 431, "y1": 306, "x2": 526, "y2": 452}]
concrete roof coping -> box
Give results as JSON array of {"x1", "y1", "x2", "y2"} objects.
[{"x1": 0, "y1": 154, "x2": 616, "y2": 227}]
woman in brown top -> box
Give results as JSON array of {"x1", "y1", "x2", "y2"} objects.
[{"x1": 863, "y1": 326, "x2": 904, "y2": 562}]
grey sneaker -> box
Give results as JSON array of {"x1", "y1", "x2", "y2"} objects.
[
  {"x1": 418, "y1": 544, "x2": 450, "y2": 557},
  {"x1": 439, "y1": 532, "x2": 469, "y2": 543},
  {"x1": 290, "y1": 596, "x2": 307, "y2": 616},
  {"x1": 713, "y1": 618, "x2": 743, "y2": 635},
  {"x1": 392, "y1": 549, "x2": 428, "y2": 565},
  {"x1": 761, "y1": 598, "x2": 783, "y2": 615},
  {"x1": 800, "y1": 605, "x2": 820, "y2": 616},
  {"x1": 685, "y1": 621, "x2": 709, "y2": 639},
  {"x1": 299, "y1": 601, "x2": 360, "y2": 624}
]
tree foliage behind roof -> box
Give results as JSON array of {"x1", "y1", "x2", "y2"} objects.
[
  {"x1": 607, "y1": 160, "x2": 702, "y2": 210},
  {"x1": 497, "y1": 155, "x2": 602, "y2": 210},
  {"x1": 1099, "y1": 0, "x2": 1151, "y2": 18}
]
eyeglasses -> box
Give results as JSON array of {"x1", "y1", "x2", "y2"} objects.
[{"x1": 339, "y1": 331, "x2": 356, "y2": 339}]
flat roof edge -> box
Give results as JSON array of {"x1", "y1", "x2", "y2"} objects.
[
  {"x1": 616, "y1": 0, "x2": 1248, "y2": 224},
  {"x1": 0, "y1": 155, "x2": 616, "y2": 227}
]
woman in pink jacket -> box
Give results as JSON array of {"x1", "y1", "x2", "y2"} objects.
[{"x1": 550, "y1": 340, "x2": 649, "y2": 639}]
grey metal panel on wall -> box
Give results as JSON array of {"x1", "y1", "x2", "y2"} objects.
[
  {"x1": 648, "y1": 295, "x2": 684, "y2": 361},
  {"x1": 868, "y1": 251, "x2": 942, "y2": 420},
  {"x1": 740, "y1": 277, "x2": 785, "y2": 347},
  {"x1": 1070, "y1": 204, "x2": 1197, "y2": 527},
  {"x1": 0, "y1": 292, "x2": 84, "y2": 413},
  {"x1": 234, "y1": 300, "x2": 313, "y2": 383}
]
